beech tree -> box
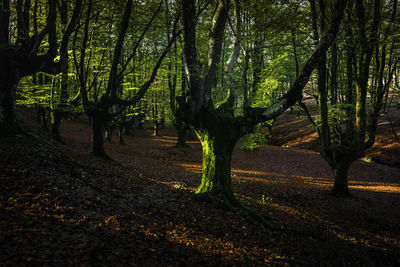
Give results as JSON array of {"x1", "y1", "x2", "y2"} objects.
[
  {"x1": 0, "y1": 0, "x2": 82, "y2": 133},
  {"x1": 179, "y1": 0, "x2": 347, "y2": 210},
  {"x1": 302, "y1": 0, "x2": 400, "y2": 197},
  {"x1": 75, "y1": 0, "x2": 180, "y2": 158}
]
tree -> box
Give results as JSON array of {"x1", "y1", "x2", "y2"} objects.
[
  {"x1": 301, "y1": 0, "x2": 400, "y2": 197},
  {"x1": 0, "y1": 0, "x2": 82, "y2": 134},
  {"x1": 179, "y1": 0, "x2": 347, "y2": 211},
  {"x1": 75, "y1": 0, "x2": 180, "y2": 158}
]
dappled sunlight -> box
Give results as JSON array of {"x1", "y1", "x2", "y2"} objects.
[
  {"x1": 274, "y1": 119, "x2": 306, "y2": 128},
  {"x1": 377, "y1": 121, "x2": 391, "y2": 127},
  {"x1": 260, "y1": 145, "x2": 320, "y2": 155},
  {"x1": 284, "y1": 133, "x2": 319, "y2": 148},
  {"x1": 233, "y1": 168, "x2": 320, "y2": 182},
  {"x1": 150, "y1": 135, "x2": 200, "y2": 147},
  {"x1": 330, "y1": 227, "x2": 400, "y2": 251},
  {"x1": 155, "y1": 135, "x2": 177, "y2": 140},
  {"x1": 151, "y1": 138, "x2": 177, "y2": 144},
  {"x1": 349, "y1": 184, "x2": 400, "y2": 194},
  {"x1": 266, "y1": 200, "x2": 334, "y2": 226},
  {"x1": 178, "y1": 163, "x2": 202, "y2": 174},
  {"x1": 176, "y1": 163, "x2": 400, "y2": 194},
  {"x1": 238, "y1": 192, "x2": 400, "y2": 253},
  {"x1": 235, "y1": 170, "x2": 400, "y2": 194},
  {"x1": 6, "y1": 108, "x2": 399, "y2": 265},
  {"x1": 144, "y1": 176, "x2": 196, "y2": 192},
  {"x1": 165, "y1": 224, "x2": 286, "y2": 263}
]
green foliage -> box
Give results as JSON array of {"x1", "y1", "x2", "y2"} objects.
[
  {"x1": 252, "y1": 52, "x2": 291, "y2": 108},
  {"x1": 257, "y1": 195, "x2": 273, "y2": 206},
  {"x1": 17, "y1": 75, "x2": 53, "y2": 107},
  {"x1": 17, "y1": 72, "x2": 83, "y2": 115},
  {"x1": 240, "y1": 123, "x2": 271, "y2": 151},
  {"x1": 328, "y1": 103, "x2": 354, "y2": 123}
]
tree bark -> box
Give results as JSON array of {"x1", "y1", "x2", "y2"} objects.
[
  {"x1": 91, "y1": 114, "x2": 107, "y2": 158},
  {"x1": 175, "y1": 120, "x2": 190, "y2": 148},
  {"x1": 0, "y1": 0, "x2": 82, "y2": 135},
  {"x1": 153, "y1": 120, "x2": 160, "y2": 136},
  {"x1": 37, "y1": 107, "x2": 49, "y2": 131},
  {"x1": 195, "y1": 128, "x2": 238, "y2": 204},
  {"x1": 0, "y1": 65, "x2": 19, "y2": 131},
  {"x1": 180, "y1": 0, "x2": 348, "y2": 205},
  {"x1": 119, "y1": 124, "x2": 125, "y2": 145},
  {"x1": 50, "y1": 0, "x2": 70, "y2": 142},
  {"x1": 330, "y1": 160, "x2": 352, "y2": 197},
  {"x1": 50, "y1": 110, "x2": 63, "y2": 141}
]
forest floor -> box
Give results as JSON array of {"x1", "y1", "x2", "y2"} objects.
[{"x1": 1, "y1": 107, "x2": 400, "y2": 266}]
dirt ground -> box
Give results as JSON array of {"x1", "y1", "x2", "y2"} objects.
[{"x1": 0, "y1": 108, "x2": 399, "y2": 266}]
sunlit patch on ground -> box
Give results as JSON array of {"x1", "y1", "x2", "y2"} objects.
[
  {"x1": 177, "y1": 163, "x2": 202, "y2": 173},
  {"x1": 349, "y1": 184, "x2": 400, "y2": 193},
  {"x1": 165, "y1": 224, "x2": 287, "y2": 264}
]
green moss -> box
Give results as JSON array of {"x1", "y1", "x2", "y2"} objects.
[
  {"x1": 215, "y1": 95, "x2": 234, "y2": 120},
  {"x1": 195, "y1": 130, "x2": 216, "y2": 194}
]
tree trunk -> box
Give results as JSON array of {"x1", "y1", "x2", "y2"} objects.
[
  {"x1": 91, "y1": 114, "x2": 107, "y2": 158},
  {"x1": 105, "y1": 126, "x2": 113, "y2": 143},
  {"x1": 195, "y1": 130, "x2": 237, "y2": 204},
  {"x1": 0, "y1": 69, "x2": 19, "y2": 132},
  {"x1": 119, "y1": 124, "x2": 125, "y2": 145},
  {"x1": 176, "y1": 126, "x2": 189, "y2": 148},
  {"x1": 153, "y1": 120, "x2": 160, "y2": 136},
  {"x1": 37, "y1": 107, "x2": 49, "y2": 131},
  {"x1": 50, "y1": 110, "x2": 63, "y2": 141},
  {"x1": 137, "y1": 122, "x2": 144, "y2": 129},
  {"x1": 175, "y1": 118, "x2": 189, "y2": 148},
  {"x1": 330, "y1": 160, "x2": 352, "y2": 197}
]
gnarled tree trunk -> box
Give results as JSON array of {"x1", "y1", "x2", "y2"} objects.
[
  {"x1": 195, "y1": 127, "x2": 238, "y2": 203},
  {"x1": 180, "y1": 0, "x2": 348, "y2": 206}
]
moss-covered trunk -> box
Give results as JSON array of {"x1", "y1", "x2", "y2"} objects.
[{"x1": 196, "y1": 130, "x2": 237, "y2": 204}]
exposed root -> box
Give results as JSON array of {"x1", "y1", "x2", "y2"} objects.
[
  {"x1": 239, "y1": 206, "x2": 279, "y2": 230},
  {"x1": 52, "y1": 135, "x2": 66, "y2": 145},
  {"x1": 175, "y1": 142, "x2": 191, "y2": 148},
  {"x1": 194, "y1": 192, "x2": 279, "y2": 230},
  {"x1": 92, "y1": 151, "x2": 114, "y2": 161},
  {"x1": 331, "y1": 189, "x2": 353, "y2": 198},
  {"x1": 195, "y1": 192, "x2": 325, "y2": 241}
]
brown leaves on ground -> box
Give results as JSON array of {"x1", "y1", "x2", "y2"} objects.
[{"x1": 0, "y1": 109, "x2": 399, "y2": 266}]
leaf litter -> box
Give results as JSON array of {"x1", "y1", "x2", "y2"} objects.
[{"x1": 0, "y1": 110, "x2": 399, "y2": 265}]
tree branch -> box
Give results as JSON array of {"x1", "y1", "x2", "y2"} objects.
[
  {"x1": 118, "y1": 0, "x2": 164, "y2": 78},
  {"x1": 243, "y1": 0, "x2": 348, "y2": 130},
  {"x1": 106, "y1": 0, "x2": 132, "y2": 97}
]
